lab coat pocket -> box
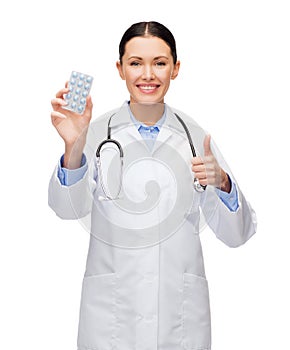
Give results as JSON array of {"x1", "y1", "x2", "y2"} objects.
[
  {"x1": 182, "y1": 273, "x2": 211, "y2": 350},
  {"x1": 77, "y1": 273, "x2": 117, "y2": 350}
]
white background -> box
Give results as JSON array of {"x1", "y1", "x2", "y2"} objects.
[{"x1": 1, "y1": 0, "x2": 289, "y2": 349}]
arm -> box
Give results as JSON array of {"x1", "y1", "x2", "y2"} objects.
[
  {"x1": 192, "y1": 135, "x2": 257, "y2": 247},
  {"x1": 57, "y1": 154, "x2": 88, "y2": 186},
  {"x1": 48, "y1": 84, "x2": 95, "y2": 219},
  {"x1": 215, "y1": 175, "x2": 239, "y2": 212},
  {"x1": 48, "y1": 157, "x2": 97, "y2": 220},
  {"x1": 50, "y1": 85, "x2": 93, "y2": 169}
]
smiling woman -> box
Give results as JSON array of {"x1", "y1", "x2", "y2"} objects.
[
  {"x1": 116, "y1": 22, "x2": 180, "y2": 111},
  {"x1": 49, "y1": 21, "x2": 257, "y2": 350},
  {"x1": 116, "y1": 35, "x2": 180, "y2": 106}
]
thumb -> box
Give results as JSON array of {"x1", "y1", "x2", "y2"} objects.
[
  {"x1": 86, "y1": 95, "x2": 93, "y2": 111},
  {"x1": 204, "y1": 134, "x2": 212, "y2": 156}
]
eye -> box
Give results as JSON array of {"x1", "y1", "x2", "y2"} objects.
[
  {"x1": 155, "y1": 61, "x2": 166, "y2": 67},
  {"x1": 130, "y1": 61, "x2": 141, "y2": 66}
]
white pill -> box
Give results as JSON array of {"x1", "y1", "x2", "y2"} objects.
[{"x1": 77, "y1": 105, "x2": 84, "y2": 113}]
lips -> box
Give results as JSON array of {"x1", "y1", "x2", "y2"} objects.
[{"x1": 136, "y1": 84, "x2": 160, "y2": 93}]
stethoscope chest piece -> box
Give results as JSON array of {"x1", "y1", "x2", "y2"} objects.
[{"x1": 193, "y1": 178, "x2": 207, "y2": 193}]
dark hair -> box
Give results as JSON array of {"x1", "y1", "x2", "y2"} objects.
[{"x1": 119, "y1": 21, "x2": 177, "y2": 64}]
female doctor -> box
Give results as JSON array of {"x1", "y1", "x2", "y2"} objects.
[{"x1": 49, "y1": 21, "x2": 257, "y2": 350}]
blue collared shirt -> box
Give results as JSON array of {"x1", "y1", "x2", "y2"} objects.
[
  {"x1": 58, "y1": 104, "x2": 239, "y2": 211},
  {"x1": 127, "y1": 103, "x2": 166, "y2": 151}
]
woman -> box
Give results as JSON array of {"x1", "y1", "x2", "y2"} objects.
[{"x1": 49, "y1": 21, "x2": 257, "y2": 350}]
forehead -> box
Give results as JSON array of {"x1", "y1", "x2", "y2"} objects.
[{"x1": 124, "y1": 36, "x2": 171, "y2": 58}]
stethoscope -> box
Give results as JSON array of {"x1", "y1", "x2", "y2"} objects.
[{"x1": 96, "y1": 113, "x2": 206, "y2": 200}]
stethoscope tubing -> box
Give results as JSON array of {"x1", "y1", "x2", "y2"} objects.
[{"x1": 95, "y1": 112, "x2": 206, "y2": 199}]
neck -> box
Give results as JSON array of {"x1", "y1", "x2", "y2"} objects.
[{"x1": 130, "y1": 102, "x2": 165, "y2": 126}]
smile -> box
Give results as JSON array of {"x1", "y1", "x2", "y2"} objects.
[{"x1": 137, "y1": 84, "x2": 160, "y2": 93}]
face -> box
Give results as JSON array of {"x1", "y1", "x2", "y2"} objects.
[{"x1": 116, "y1": 36, "x2": 180, "y2": 104}]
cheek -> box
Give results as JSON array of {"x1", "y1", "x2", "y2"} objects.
[
  {"x1": 155, "y1": 67, "x2": 172, "y2": 82},
  {"x1": 159, "y1": 74, "x2": 172, "y2": 88},
  {"x1": 124, "y1": 68, "x2": 141, "y2": 82}
]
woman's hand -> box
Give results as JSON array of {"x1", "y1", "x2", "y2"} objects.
[
  {"x1": 191, "y1": 135, "x2": 231, "y2": 193},
  {"x1": 51, "y1": 84, "x2": 93, "y2": 169}
]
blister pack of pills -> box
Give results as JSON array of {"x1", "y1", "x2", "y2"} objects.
[{"x1": 63, "y1": 71, "x2": 93, "y2": 114}]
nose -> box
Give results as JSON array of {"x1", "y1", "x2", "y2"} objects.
[{"x1": 142, "y1": 64, "x2": 155, "y2": 80}]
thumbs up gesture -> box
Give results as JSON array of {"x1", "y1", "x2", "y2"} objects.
[{"x1": 191, "y1": 135, "x2": 231, "y2": 193}]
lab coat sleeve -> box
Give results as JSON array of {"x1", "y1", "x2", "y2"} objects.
[
  {"x1": 200, "y1": 139, "x2": 257, "y2": 248},
  {"x1": 48, "y1": 158, "x2": 97, "y2": 220},
  {"x1": 57, "y1": 154, "x2": 88, "y2": 186}
]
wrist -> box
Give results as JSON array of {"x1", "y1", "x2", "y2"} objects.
[
  {"x1": 220, "y1": 170, "x2": 231, "y2": 193},
  {"x1": 63, "y1": 143, "x2": 84, "y2": 169}
]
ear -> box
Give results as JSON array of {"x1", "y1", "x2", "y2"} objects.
[
  {"x1": 116, "y1": 61, "x2": 125, "y2": 80},
  {"x1": 171, "y1": 60, "x2": 180, "y2": 80}
]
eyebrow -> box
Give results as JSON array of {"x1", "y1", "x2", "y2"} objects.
[{"x1": 127, "y1": 55, "x2": 169, "y2": 61}]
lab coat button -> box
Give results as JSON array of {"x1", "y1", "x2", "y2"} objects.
[{"x1": 136, "y1": 314, "x2": 143, "y2": 321}]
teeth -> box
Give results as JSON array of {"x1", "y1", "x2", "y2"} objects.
[{"x1": 139, "y1": 85, "x2": 156, "y2": 90}]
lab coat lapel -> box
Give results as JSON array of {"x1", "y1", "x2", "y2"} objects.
[
  {"x1": 108, "y1": 102, "x2": 186, "y2": 154},
  {"x1": 109, "y1": 102, "x2": 149, "y2": 148},
  {"x1": 152, "y1": 106, "x2": 185, "y2": 155}
]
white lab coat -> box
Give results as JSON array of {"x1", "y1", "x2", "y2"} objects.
[{"x1": 48, "y1": 102, "x2": 257, "y2": 350}]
